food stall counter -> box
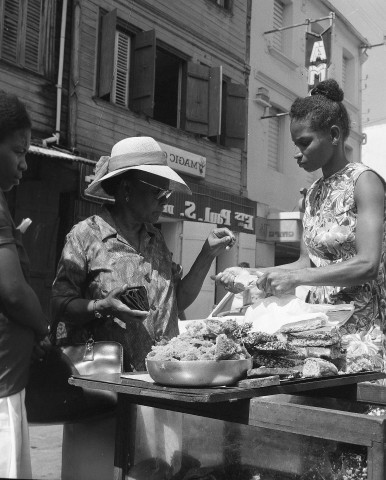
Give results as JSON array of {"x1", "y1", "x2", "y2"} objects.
[{"x1": 69, "y1": 371, "x2": 385, "y2": 479}]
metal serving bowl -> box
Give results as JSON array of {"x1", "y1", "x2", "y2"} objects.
[{"x1": 146, "y1": 358, "x2": 253, "y2": 387}]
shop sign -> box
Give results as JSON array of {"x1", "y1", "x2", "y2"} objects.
[
  {"x1": 163, "y1": 186, "x2": 255, "y2": 234},
  {"x1": 158, "y1": 142, "x2": 206, "y2": 178},
  {"x1": 267, "y1": 213, "x2": 303, "y2": 243},
  {"x1": 305, "y1": 27, "x2": 332, "y2": 90}
]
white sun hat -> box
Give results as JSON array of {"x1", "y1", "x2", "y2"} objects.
[{"x1": 85, "y1": 136, "x2": 191, "y2": 200}]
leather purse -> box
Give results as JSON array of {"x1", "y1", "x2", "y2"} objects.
[
  {"x1": 119, "y1": 285, "x2": 150, "y2": 311},
  {"x1": 25, "y1": 338, "x2": 123, "y2": 424}
]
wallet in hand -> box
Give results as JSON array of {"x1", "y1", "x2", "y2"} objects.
[{"x1": 119, "y1": 286, "x2": 150, "y2": 311}]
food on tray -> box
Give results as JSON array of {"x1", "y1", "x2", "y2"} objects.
[
  {"x1": 146, "y1": 319, "x2": 248, "y2": 361},
  {"x1": 302, "y1": 357, "x2": 339, "y2": 378},
  {"x1": 247, "y1": 366, "x2": 302, "y2": 379},
  {"x1": 345, "y1": 354, "x2": 373, "y2": 373},
  {"x1": 287, "y1": 336, "x2": 340, "y2": 347},
  {"x1": 290, "y1": 346, "x2": 344, "y2": 360},
  {"x1": 251, "y1": 353, "x2": 302, "y2": 369},
  {"x1": 215, "y1": 334, "x2": 239, "y2": 360},
  {"x1": 287, "y1": 327, "x2": 339, "y2": 341},
  {"x1": 278, "y1": 317, "x2": 328, "y2": 334}
]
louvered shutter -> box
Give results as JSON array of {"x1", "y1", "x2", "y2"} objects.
[
  {"x1": 112, "y1": 31, "x2": 131, "y2": 107},
  {"x1": 99, "y1": 9, "x2": 117, "y2": 98},
  {"x1": 223, "y1": 83, "x2": 246, "y2": 149},
  {"x1": 24, "y1": 0, "x2": 41, "y2": 70},
  {"x1": 131, "y1": 30, "x2": 156, "y2": 117},
  {"x1": 208, "y1": 66, "x2": 222, "y2": 137},
  {"x1": 342, "y1": 56, "x2": 348, "y2": 90},
  {"x1": 268, "y1": 110, "x2": 280, "y2": 170},
  {"x1": 184, "y1": 62, "x2": 210, "y2": 135},
  {"x1": 1, "y1": 0, "x2": 19, "y2": 63},
  {"x1": 272, "y1": 0, "x2": 284, "y2": 51}
]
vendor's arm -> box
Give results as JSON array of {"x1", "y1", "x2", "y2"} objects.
[
  {"x1": 0, "y1": 243, "x2": 48, "y2": 338},
  {"x1": 258, "y1": 171, "x2": 385, "y2": 295},
  {"x1": 176, "y1": 228, "x2": 235, "y2": 311},
  {"x1": 213, "y1": 235, "x2": 311, "y2": 292}
]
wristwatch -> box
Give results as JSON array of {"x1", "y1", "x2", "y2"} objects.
[{"x1": 93, "y1": 299, "x2": 103, "y2": 319}]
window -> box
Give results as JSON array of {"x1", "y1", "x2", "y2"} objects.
[
  {"x1": 112, "y1": 31, "x2": 131, "y2": 107},
  {"x1": 98, "y1": 9, "x2": 246, "y2": 148},
  {"x1": 153, "y1": 48, "x2": 183, "y2": 127},
  {"x1": 342, "y1": 56, "x2": 347, "y2": 88},
  {"x1": 267, "y1": 107, "x2": 284, "y2": 171},
  {"x1": 0, "y1": 0, "x2": 55, "y2": 76},
  {"x1": 342, "y1": 50, "x2": 355, "y2": 101},
  {"x1": 272, "y1": 0, "x2": 285, "y2": 51}
]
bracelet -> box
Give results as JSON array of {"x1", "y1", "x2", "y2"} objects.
[{"x1": 93, "y1": 299, "x2": 103, "y2": 319}]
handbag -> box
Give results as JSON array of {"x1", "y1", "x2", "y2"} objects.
[
  {"x1": 25, "y1": 337, "x2": 123, "y2": 424},
  {"x1": 119, "y1": 285, "x2": 150, "y2": 311}
]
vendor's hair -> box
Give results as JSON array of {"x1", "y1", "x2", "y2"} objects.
[
  {"x1": 290, "y1": 79, "x2": 350, "y2": 141},
  {"x1": 0, "y1": 90, "x2": 31, "y2": 142}
]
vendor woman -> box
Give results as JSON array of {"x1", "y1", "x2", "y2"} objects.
[{"x1": 215, "y1": 79, "x2": 386, "y2": 348}]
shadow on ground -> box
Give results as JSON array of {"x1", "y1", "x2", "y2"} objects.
[{"x1": 30, "y1": 424, "x2": 63, "y2": 480}]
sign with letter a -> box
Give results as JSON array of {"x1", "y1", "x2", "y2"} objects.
[{"x1": 305, "y1": 27, "x2": 332, "y2": 90}]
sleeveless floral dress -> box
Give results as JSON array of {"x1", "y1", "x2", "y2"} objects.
[{"x1": 303, "y1": 163, "x2": 386, "y2": 338}]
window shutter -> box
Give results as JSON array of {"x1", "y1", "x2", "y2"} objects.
[
  {"x1": 40, "y1": 0, "x2": 55, "y2": 77},
  {"x1": 224, "y1": 83, "x2": 246, "y2": 149},
  {"x1": 342, "y1": 56, "x2": 348, "y2": 89},
  {"x1": 131, "y1": 29, "x2": 156, "y2": 117},
  {"x1": 208, "y1": 66, "x2": 222, "y2": 137},
  {"x1": 1, "y1": 0, "x2": 20, "y2": 63},
  {"x1": 98, "y1": 9, "x2": 117, "y2": 98},
  {"x1": 184, "y1": 62, "x2": 210, "y2": 135},
  {"x1": 24, "y1": 0, "x2": 42, "y2": 71},
  {"x1": 268, "y1": 109, "x2": 280, "y2": 170},
  {"x1": 272, "y1": 0, "x2": 284, "y2": 51},
  {"x1": 112, "y1": 31, "x2": 131, "y2": 107}
]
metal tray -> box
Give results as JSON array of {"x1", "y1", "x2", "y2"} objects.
[{"x1": 146, "y1": 358, "x2": 253, "y2": 387}]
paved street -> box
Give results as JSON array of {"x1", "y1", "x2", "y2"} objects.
[{"x1": 30, "y1": 424, "x2": 63, "y2": 480}]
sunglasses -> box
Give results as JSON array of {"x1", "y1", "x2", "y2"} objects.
[{"x1": 137, "y1": 179, "x2": 173, "y2": 200}]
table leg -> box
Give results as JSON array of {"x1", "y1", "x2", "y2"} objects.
[{"x1": 114, "y1": 394, "x2": 137, "y2": 480}]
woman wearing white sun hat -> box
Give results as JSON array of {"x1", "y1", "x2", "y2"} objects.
[{"x1": 51, "y1": 136, "x2": 236, "y2": 480}]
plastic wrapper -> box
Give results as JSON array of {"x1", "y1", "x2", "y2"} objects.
[{"x1": 342, "y1": 329, "x2": 384, "y2": 373}]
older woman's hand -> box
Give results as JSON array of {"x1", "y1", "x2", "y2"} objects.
[
  {"x1": 203, "y1": 228, "x2": 236, "y2": 257},
  {"x1": 256, "y1": 270, "x2": 298, "y2": 296}
]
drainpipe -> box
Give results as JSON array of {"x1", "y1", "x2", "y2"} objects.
[{"x1": 42, "y1": 0, "x2": 68, "y2": 147}]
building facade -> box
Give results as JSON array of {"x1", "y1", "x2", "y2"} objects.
[
  {"x1": 0, "y1": 0, "x2": 255, "y2": 318},
  {"x1": 0, "y1": 0, "x2": 368, "y2": 318},
  {"x1": 248, "y1": 0, "x2": 368, "y2": 267}
]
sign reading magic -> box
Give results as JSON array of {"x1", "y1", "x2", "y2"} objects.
[
  {"x1": 158, "y1": 142, "x2": 206, "y2": 178},
  {"x1": 80, "y1": 164, "x2": 255, "y2": 234}
]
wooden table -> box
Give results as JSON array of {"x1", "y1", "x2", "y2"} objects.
[{"x1": 69, "y1": 371, "x2": 385, "y2": 479}]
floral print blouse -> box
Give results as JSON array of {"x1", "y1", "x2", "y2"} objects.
[
  {"x1": 51, "y1": 207, "x2": 179, "y2": 371},
  {"x1": 303, "y1": 163, "x2": 386, "y2": 336}
]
